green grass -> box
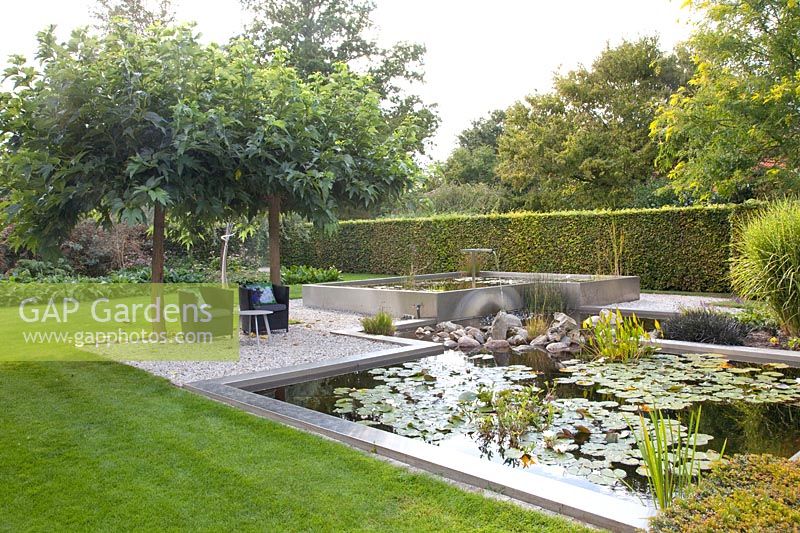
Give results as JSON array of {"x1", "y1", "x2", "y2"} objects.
[
  {"x1": 0, "y1": 362, "x2": 590, "y2": 532},
  {"x1": 288, "y1": 272, "x2": 382, "y2": 299}
]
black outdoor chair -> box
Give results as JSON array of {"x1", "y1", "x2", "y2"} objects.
[{"x1": 239, "y1": 284, "x2": 290, "y2": 333}]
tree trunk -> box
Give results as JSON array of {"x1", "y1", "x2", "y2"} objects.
[
  {"x1": 268, "y1": 195, "x2": 281, "y2": 286},
  {"x1": 151, "y1": 203, "x2": 166, "y2": 332},
  {"x1": 152, "y1": 203, "x2": 166, "y2": 284}
]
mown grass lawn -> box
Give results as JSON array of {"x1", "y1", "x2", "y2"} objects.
[
  {"x1": 0, "y1": 361, "x2": 592, "y2": 532},
  {"x1": 288, "y1": 272, "x2": 383, "y2": 300}
]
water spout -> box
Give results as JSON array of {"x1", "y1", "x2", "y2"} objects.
[{"x1": 460, "y1": 248, "x2": 494, "y2": 288}]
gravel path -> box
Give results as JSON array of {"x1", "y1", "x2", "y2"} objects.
[
  {"x1": 128, "y1": 300, "x2": 388, "y2": 386},
  {"x1": 603, "y1": 292, "x2": 739, "y2": 314}
]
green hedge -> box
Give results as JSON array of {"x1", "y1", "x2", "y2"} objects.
[{"x1": 283, "y1": 205, "x2": 753, "y2": 292}]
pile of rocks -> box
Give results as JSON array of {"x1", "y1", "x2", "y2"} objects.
[
  {"x1": 415, "y1": 310, "x2": 584, "y2": 356},
  {"x1": 529, "y1": 312, "x2": 584, "y2": 355}
]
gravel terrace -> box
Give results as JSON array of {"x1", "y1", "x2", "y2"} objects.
[
  {"x1": 602, "y1": 292, "x2": 739, "y2": 315},
  {"x1": 129, "y1": 300, "x2": 388, "y2": 386}
]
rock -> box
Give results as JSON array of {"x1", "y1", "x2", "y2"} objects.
[
  {"x1": 546, "y1": 328, "x2": 563, "y2": 342},
  {"x1": 546, "y1": 341, "x2": 571, "y2": 354},
  {"x1": 469, "y1": 330, "x2": 485, "y2": 344},
  {"x1": 507, "y1": 334, "x2": 527, "y2": 347},
  {"x1": 485, "y1": 339, "x2": 511, "y2": 352},
  {"x1": 552, "y1": 312, "x2": 579, "y2": 330},
  {"x1": 567, "y1": 329, "x2": 583, "y2": 344},
  {"x1": 443, "y1": 339, "x2": 458, "y2": 349},
  {"x1": 415, "y1": 327, "x2": 425, "y2": 337},
  {"x1": 424, "y1": 325, "x2": 435, "y2": 332},
  {"x1": 457, "y1": 335, "x2": 481, "y2": 352},
  {"x1": 512, "y1": 344, "x2": 540, "y2": 354},
  {"x1": 452, "y1": 329, "x2": 466, "y2": 339},
  {"x1": 531, "y1": 334, "x2": 550, "y2": 346},
  {"x1": 437, "y1": 321, "x2": 459, "y2": 333},
  {"x1": 510, "y1": 327, "x2": 531, "y2": 342},
  {"x1": 490, "y1": 311, "x2": 523, "y2": 340}
]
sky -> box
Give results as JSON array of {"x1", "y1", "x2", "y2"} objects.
[{"x1": 0, "y1": 0, "x2": 695, "y2": 161}]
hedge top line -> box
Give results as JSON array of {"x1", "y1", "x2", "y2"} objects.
[{"x1": 330, "y1": 203, "x2": 754, "y2": 227}]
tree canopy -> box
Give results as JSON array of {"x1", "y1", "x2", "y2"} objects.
[
  {"x1": 241, "y1": 0, "x2": 438, "y2": 152},
  {"x1": 497, "y1": 37, "x2": 692, "y2": 210},
  {"x1": 651, "y1": 0, "x2": 800, "y2": 202},
  {"x1": 0, "y1": 21, "x2": 420, "y2": 282}
]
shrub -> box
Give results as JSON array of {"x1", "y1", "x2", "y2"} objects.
[
  {"x1": 731, "y1": 199, "x2": 800, "y2": 335},
  {"x1": 733, "y1": 300, "x2": 781, "y2": 331},
  {"x1": 361, "y1": 311, "x2": 396, "y2": 336},
  {"x1": 281, "y1": 265, "x2": 342, "y2": 285},
  {"x1": 6, "y1": 258, "x2": 75, "y2": 282},
  {"x1": 652, "y1": 454, "x2": 800, "y2": 532},
  {"x1": 662, "y1": 308, "x2": 751, "y2": 345},
  {"x1": 283, "y1": 205, "x2": 748, "y2": 292},
  {"x1": 582, "y1": 310, "x2": 658, "y2": 362},
  {"x1": 61, "y1": 220, "x2": 149, "y2": 276}
]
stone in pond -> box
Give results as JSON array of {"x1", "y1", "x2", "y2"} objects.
[
  {"x1": 469, "y1": 330, "x2": 485, "y2": 344},
  {"x1": 437, "y1": 321, "x2": 459, "y2": 333},
  {"x1": 485, "y1": 339, "x2": 511, "y2": 352},
  {"x1": 491, "y1": 311, "x2": 522, "y2": 340},
  {"x1": 531, "y1": 334, "x2": 549, "y2": 346},
  {"x1": 507, "y1": 334, "x2": 527, "y2": 347},
  {"x1": 458, "y1": 335, "x2": 481, "y2": 352},
  {"x1": 443, "y1": 339, "x2": 458, "y2": 349},
  {"x1": 546, "y1": 341, "x2": 571, "y2": 354}
]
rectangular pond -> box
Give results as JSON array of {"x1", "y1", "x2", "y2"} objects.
[{"x1": 255, "y1": 346, "x2": 800, "y2": 506}]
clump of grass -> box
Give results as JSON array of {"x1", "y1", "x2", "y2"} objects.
[
  {"x1": 582, "y1": 310, "x2": 659, "y2": 362},
  {"x1": 662, "y1": 308, "x2": 751, "y2": 345},
  {"x1": 361, "y1": 311, "x2": 396, "y2": 336},
  {"x1": 632, "y1": 407, "x2": 724, "y2": 510},
  {"x1": 525, "y1": 314, "x2": 550, "y2": 338},
  {"x1": 731, "y1": 199, "x2": 800, "y2": 335}
]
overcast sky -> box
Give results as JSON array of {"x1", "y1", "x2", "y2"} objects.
[{"x1": 0, "y1": 0, "x2": 694, "y2": 161}]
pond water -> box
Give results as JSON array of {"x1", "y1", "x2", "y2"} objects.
[
  {"x1": 257, "y1": 347, "x2": 800, "y2": 499},
  {"x1": 366, "y1": 276, "x2": 523, "y2": 292}
]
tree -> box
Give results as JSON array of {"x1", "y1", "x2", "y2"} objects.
[
  {"x1": 651, "y1": 0, "x2": 800, "y2": 202},
  {"x1": 498, "y1": 37, "x2": 692, "y2": 210},
  {"x1": 0, "y1": 23, "x2": 420, "y2": 286},
  {"x1": 440, "y1": 110, "x2": 505, "y2": 185},
  {"x1": 92, "y1": 0, "x2": 174, "y2": 33},
  {"x1": 241, "y1": 0, "x2": 438, "y2": 152},
  {"x1": 0, "y1": 23, "x2": 240, "y2": 283}
]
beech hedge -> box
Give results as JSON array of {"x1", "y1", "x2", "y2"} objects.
[{"x1": 283, "y1": 205, "x2": 753, "y2": 292}]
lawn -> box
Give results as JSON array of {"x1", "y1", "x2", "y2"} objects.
[
  {"x1": 0, "y1": 361, "x2": 591, "y2": 532},
  {"x1": 289, "y1": 272, "x2": 382, "y2": 299}
]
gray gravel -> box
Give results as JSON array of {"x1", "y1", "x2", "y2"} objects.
[
  {"x1": 603, "y1": 292, "x2": 739, "y2": 314},
  {"x1": 128, "y1": 299, "x2": 388, "y2": 385}
]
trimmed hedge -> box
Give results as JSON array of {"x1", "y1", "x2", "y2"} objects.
[{"x1": 283, "y1": 205, "x2": 752, "y2": 292}]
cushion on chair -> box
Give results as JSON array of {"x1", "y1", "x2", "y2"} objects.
[{"x1": 246, "y1": 283, "x2": 277, "y2": 307}]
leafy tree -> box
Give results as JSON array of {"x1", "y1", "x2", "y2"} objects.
[
  {"x1": 241, "y1": 0, "x2": 438, "y2": 152},
  {"x1": 498, "y1": 37, "x2": 692, "y2": 210},
  {"x1": 440, "y1": 110, "x2": 505, "y2": 185},
  {"x1": 651, "y1": 0, "x2": 800, "y2": 202},
  {"x1": 0, "y1": 23, "x2": 420, "y2": 285},
  {"x1": 92, "y1": 0, "x2": 174, "y2": 33}
]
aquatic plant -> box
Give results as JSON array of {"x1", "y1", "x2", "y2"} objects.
[
  {"x1": 731, "y1": 199, "x2": 800, "y2": 335},
  {"x1": 361, "y1": 311, "x2": 396, "y2": 336},
  {"x1": 632, "y1": 407, "x2": 725, "y2": 510},
  {"x1": 582, "y1": 310, "x2": 658, "y2": 362},
  {"x1": 521, "y1": 281, "x2": 566, "y2": 317},
  {"x1": 662, "y1": 308, "x2": 750, "y2": 345},
  {"x1": 470, "y1": 386, "x2": 557, "y2": 452}
]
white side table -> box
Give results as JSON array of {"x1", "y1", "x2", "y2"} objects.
[{"x1": 239, "y1": 310, "x2": 274, "y2": 346}]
